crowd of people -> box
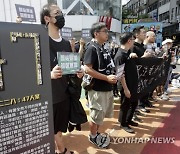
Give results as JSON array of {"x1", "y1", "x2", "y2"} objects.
[{"x1": 40, "y1": 3, "x2": 180, "y2": 154}]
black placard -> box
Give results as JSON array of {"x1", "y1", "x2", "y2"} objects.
[
  {"x1": 0, "y1": 22, "x2": 54, "y2": 154},
  {"x1": 60, "y1": 27, "x2": 72, "y2": 40},
  {"x1": 15, "y1": 4, "x2": 36, "y2": 22},
  {"x1": 81, "y1": 29, "x2": 91, "y2": 42},
  {"x1": 81, "y1": 29, "x2": 90, "y2": 38}
]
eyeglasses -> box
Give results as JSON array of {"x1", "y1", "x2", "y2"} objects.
[{"x1": 98, "y1": 29, "x2": 109, "y2": 34}]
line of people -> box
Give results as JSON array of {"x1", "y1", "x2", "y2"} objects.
[{"x1": 40, "y1": 3, "x2": 179, "y2": 153}]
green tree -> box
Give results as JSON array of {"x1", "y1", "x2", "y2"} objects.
[
  {"x1": 122, "y1": 8, "x2": 136, "y2": 19},
  {"x1": 122, "y1": 8, "x2": 130, "y2": 19},
  {"x1": 138, "y1": 14, "x2": 149, "y2": 19}
]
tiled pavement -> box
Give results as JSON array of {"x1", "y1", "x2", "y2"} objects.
[
  {"x1": 63, "y1": 87, "x2": 180, "y2": 154},
  {"x1": 63, "y1": 65, "x2": 180, "y2": 154}
]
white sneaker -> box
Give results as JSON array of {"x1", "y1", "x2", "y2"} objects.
[
  {"x1": 160, "y1": 94, "x2": 169, "y2": 101},
  {"x1": 176, "y1": 80, "x2": 180, "y2": 88},
  {"x1": 177, "y1": 58, "x2": 180, "y2": 65},
  {"x1": 166, "y1": 88, "x2": 172, "y2": 94},
  {"x1": 164, "y1": 91, "x2": 168, "y2": 95},
  {"x1": 172, "y1": 79, "x2": 180, "y2": 88},
  {"x1": 171, "y1": 79, "x2": 177, "y2": 85}
]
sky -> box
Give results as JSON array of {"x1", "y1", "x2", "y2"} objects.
[{"x1": 122, "y1": 0, "x2": 130, "y2": 5}]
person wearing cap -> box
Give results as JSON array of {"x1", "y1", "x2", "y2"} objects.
[
  {"x1": 161, "y1": 38, "x2": 175, "y2": 100},
  {"x1": 162, "y1": 39, "x2": 173, "y2": 46}
]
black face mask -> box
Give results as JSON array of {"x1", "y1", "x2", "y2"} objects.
[{"x1": 54, "y1": 15, "x2": 65, "y2": 29}]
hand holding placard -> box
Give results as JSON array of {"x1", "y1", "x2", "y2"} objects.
[{"x1": 57, "y1": 52, "x2": 80, "y2": 74}]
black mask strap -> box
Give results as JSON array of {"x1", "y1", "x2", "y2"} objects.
[{"x1": 45, "y1": 22, "x2": 49, "y2": 28}]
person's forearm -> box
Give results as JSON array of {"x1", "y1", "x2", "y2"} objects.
[
  {"x1": 85, "y1": 66, "x2": 108, "y2": 81},
  {"x1": 120, "y1": 76, "x2": 129, "y2": 91},
  {"x1": 79, "y1": 46, "x2": 84, "y2": 59}
]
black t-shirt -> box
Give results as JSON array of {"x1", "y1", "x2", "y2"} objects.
[
  {"x1": 49, "y1": 37, "x2": 72, "y2": 104},
  {"x1": 110, "y1": 47, "x2": 118, "y2": 60},
  {"x1": 83, "y1": 41, "x2": 113, "y2": 91},
  {"x1": 130, "y1": 42, "x2": 145, "y2": 58},
  {"x1": 114, "y1": 48, "x2": 130, "y2": 90},
  {"x1": 114, "y1": 48, "x2": 141, "y2": 99},
  {"x1": 114, "y1": 48, "x2": 130, "y2": 67}
]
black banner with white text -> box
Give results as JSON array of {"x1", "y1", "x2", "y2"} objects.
[{"x1": 125, "y1": 57, "x2": 170, "y2": 101}]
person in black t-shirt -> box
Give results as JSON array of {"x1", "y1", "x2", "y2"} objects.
[
  {"x1": 40, "y1": 4, "x2": 82, "y2": 154},
  {"x1": 83, "y1": 22, "x2": 117, "y2": 148},
  {"x1": 114, "y1": 32, "x2": 138, "y2": 134},
  {"x1": 131, "y1": 26, "x2": 146, "y2": 57},
  {"x1": 131, "y1": 26, "x2": 152, "y2": 114},
  {"x1": 130, "y1": 26, "x2": 151, "y2": 58}
]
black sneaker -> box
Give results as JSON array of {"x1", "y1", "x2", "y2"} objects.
[
  {"x1": 144, "y1": 100, "x2": 152, "y2": 107},
  {"x1": 149, "y1": 96, "x2": 157, "y2": 102},
  {"x1": 128, "y1": 121, "x2": 138, "y2": 127},
  {"x1": 121, "y1": 125, "x2": 135, "y2": 133},
  {"x1": 75, "y1": 124, "x2": 81, "y2": 131},
  {"x1": 56, "y1": 148, "x2": 74, "y2": 154},
  {"x1": 146, "y1": 102, "x2": 155, "y2": 108},
  {"x1": 145, "y1": 100, "x2": 155, "y2": 108},
  {"x1": 88, "y1": 132, "x2": 110, "y2": 148},
  {"x1": 148, "y1": 104, "x2": 155, "y2": 108},
  {"x1": 68, "y1": 123, "x2": 75, "y2": 132}
]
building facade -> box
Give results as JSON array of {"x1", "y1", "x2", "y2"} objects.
[
  {"x1": 147, "y1": 0, "x2": 158, "y2": 20},
  {"x1": 57, "y1": 0, "x2": 122, "y2": 43},
  {"x1": 123, "y1": 0, "x2": 180, "y2": 44},
  {"x1": 159, "y1": 0, "x2": 180, "y2": 43},
  {"x1": 124, "y1": 0, "x2": 147, "y2": 17}
]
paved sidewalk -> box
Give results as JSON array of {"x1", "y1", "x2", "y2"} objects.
[
  {"x1": 62, "y1": 87, "x2": 180, "y2": 154},
  {"x1": 62, "y1": 66, "x2": 180, "y2": 154}
]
